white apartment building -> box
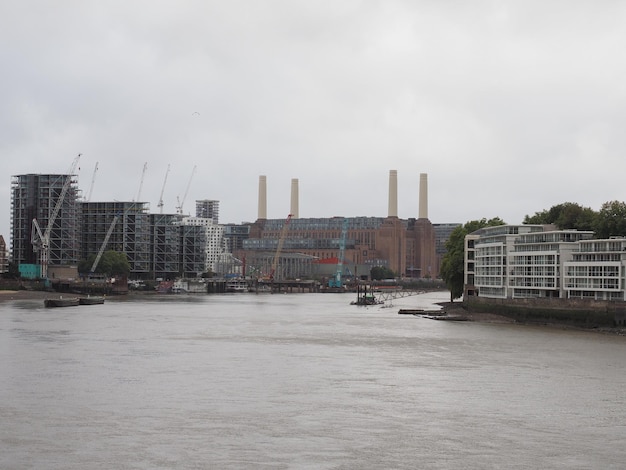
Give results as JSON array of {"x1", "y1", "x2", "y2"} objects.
[
  {"x1": 463, "y1": 225, "x2": 626, "y2": 301},
  {"x1": 509, "y1": 230, "x2": 594, "y2": 298},
  {"x1": 564, "y1": 237, "x2": 626, "y2": 301},
  {"x1": 464, "y1": 225, "x2": 548, "y2": 299}
]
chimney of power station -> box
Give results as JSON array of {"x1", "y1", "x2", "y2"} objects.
[
  {"x1": 419, "y1": 173, "x2": 428, "y2": 219},
  {"x1": 290, "y1": 178, "x2": 299, "y2": 219},
  {"x1": 258, "y1": 175, "x2": 267, "y2": 220},
  {"x1": 388, "y1": 170, "x2": 398, "y2": 218}
]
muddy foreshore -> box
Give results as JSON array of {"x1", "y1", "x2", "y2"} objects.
[{"x1": 436, "y1": 300, "x2": 626, "y2": 335}]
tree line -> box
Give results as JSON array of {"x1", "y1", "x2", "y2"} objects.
[{"x1": 440, "y1": 201, "x2": 626, "y2": 301}]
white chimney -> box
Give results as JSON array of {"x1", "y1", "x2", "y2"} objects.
[
  {"x1": 388, "y1": 170, "x2": 398, "y2": 218},
  {"x1": 419, "y1": 173, "x2": 428, "y2": 219},
  {"x1": 290, "y1": 178, "x2": 299, "y2": 219},
  {"x1": 258, "y1": 175, "x2": 267, "y2": 220}
]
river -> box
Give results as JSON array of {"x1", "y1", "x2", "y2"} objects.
[{"x1": 1, "y1": 291, "x2": 625, "y2": 469}]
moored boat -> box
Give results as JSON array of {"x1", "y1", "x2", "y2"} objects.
[
  {"x1": 44, "y1": 297, "x2": 80, "y2": 308},
  {"x1": 79, "y1": 296, "x2": 106, "y2": 305},
  {"x1": 350, "y1": 294, "x2": 383, "y2": 306},
  {"x1": 226, "y1": 279, "x2": 248, "y2": 292}
]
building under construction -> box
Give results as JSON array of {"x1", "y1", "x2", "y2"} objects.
[
  {"x1": 80, "y1": 201, "x2": 152, "y2": 277},
  {"x1": 150, "y1": 213, "x2": 184, "y2": 279},
  {"x1": 10, "y1": 173, "x2": 81, "y2": 277}
]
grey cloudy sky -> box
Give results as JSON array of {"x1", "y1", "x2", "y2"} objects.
[{"x1": 2, "y1": 1, "x2": 626, "y2": 239}]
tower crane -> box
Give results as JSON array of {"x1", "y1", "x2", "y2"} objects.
[
  {"x1": 89, "y1": 214, "x2": 120, "y2": 274},
  {"x1": 157, "y1": 164, "x2": 170, "y2": 214},
  {"x1": 135, "y1": 162, "x2": 147, "y2": 201},
  {"x1": 87, "y1": 161, "x2": 98, "y2": 201},
  {"x1": 269, "y1": 214, "x2": 293, "y2": 281},
  {"x1": 176, "y1": 165, "x2": 197, "y2": 215},
  {"x1": 31, "y1": 153, "x2": 81, "y2": 279}
]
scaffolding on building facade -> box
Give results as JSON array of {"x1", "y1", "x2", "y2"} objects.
[
  {"x1": 150, "y1": 213, "x2": 184, "y2": 279},
  {"x1": 11, "y1": 174, "x2": 80, "y2": 270},
  {"x1": 180, "y1": 224, "x2": 208, "y2": 277},
  {"x1": 81, "y1": 201, "x2": 151, "y2": 278}
]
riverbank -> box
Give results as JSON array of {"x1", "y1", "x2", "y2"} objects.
[
  {"x1": 436, "y1": 300, "x2": 626, "y2": 335},
  {"x1": 436, "y1": 301, "x2": 516, "y2": 323},
  {"x1": 0, "y1": 290, "x2": 52, "y2": 302}
]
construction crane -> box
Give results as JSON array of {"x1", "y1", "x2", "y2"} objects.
[
  {"x1": 87, "y1": 161, "x2": 98, "y2": 201},
  {"x1": 157, "y1": 164, "x2": 170, "y2": 214},
  {"x1": 269, "y1": 214, "x2": 293, "y2": 281},
  {"x1": 328, "y1": 217, "x2": 349, "y2": 288},
  {"x1": 135, "y1": 162, "x2": 147, "y2": 201},
  {"x1": 89, "y1": 214, "x2": 119, "y2": 274},
  {"x1": 31, "y1": 154, "x2": 81, "y2": 279},
  {"x1": 176, "y1": 165, "x2": 197, "y2": 215}
]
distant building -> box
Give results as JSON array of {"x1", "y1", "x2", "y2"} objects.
[
  {"x1": 222, "y1": 223, "x2": 250, "y2": 254},
  {"x1": 0, "y1": 235, "x2": 8, "y2": 274},
  {"x1": 177, "y1": 217, "x2": 225, "y2": 276},
  {"x1": 195, "y1": 200, "x2": 219, "y2": 224},
  {"x1": 433, "y1": 223, "x2": 461, "y2": 275}
]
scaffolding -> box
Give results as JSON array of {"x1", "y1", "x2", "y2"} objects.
[
  {"x1": 80, "y1": 201, "x2": 151, "y2": 278},
  {"x1": 150, "y1": 213, "x2": 184, "y2": 279},
  {"x1": 180, "y1": 224, "x2": 208, "y2": 277},
  {"x1": 11, "y1": 174, "x2": 80, "y2": 270}
]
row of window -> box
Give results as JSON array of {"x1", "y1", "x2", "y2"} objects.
[{"x1": 565, "y1": 279, "x2": 621, "y2": 290}]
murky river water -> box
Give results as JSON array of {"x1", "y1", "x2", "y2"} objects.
[{"x1": 1, "y1": 291, "x2": 626, "y2": 469}]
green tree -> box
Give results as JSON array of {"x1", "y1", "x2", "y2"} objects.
[
  {"x1": 593, "y1": 201, "x2": 626, "y2": 239},
  {"x1": 2, "y1": 261, "x2": 21, "y2": 279},
  {"x1": 79, "y1": 250, "x2": 131, "y2": 277},
  {"x1": 440, "y1": 217, "x2": 505, "y2": 301},
  {"x1": 370, "y1": 266, "x2": 395, "y2": 280},
  {"x1": 524, "y1": 202, "x2": 596, "y2": 230}
]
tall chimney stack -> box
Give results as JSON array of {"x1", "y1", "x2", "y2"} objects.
[
  {"x1": 388, "y1": 170, "x2": 398, "y2": 218},
  {"x1": 419, "y1": 173, "x2": 428, "y2": 219},
  {"x1": 290, "y1": 178, "x2": 299, "y2": 219},
  {"x1": 258, "y1": 175, "x2": 267, "y2": 220}
]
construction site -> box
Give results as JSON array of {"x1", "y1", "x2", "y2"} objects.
[{"x1": 8, "y1": 155, "x2": 447, "y2": 294}]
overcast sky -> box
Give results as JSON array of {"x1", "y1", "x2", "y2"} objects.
[{"x1": 2, "y1": 1, "x2": 626, "y2": 240}]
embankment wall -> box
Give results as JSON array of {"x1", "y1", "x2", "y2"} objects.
[{"x1": 465, "y1": 296, "x2": 626, "y2": 328}]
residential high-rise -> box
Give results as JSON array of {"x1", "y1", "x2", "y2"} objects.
[
  {"x1": 11, "y1": 173, "x2": 80, "y2": 276},
  {"x1": 195, "y1": 200, "x2": 220, "y2": 224}
]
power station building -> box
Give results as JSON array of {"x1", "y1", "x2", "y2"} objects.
[{"x1": 234, "y1": 171, "x2": 439, "y2": 280}]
